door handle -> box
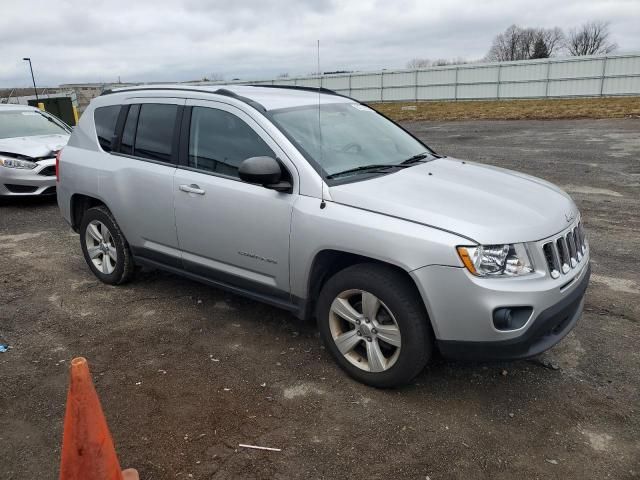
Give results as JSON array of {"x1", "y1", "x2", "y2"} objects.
[{"x1": 179, "y1": 184, "x2": 205, "y2": 195}]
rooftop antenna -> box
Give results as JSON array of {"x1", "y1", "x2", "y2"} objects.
[{"x1": 318, "y1": 39, "x2": 326, "y2": 209}]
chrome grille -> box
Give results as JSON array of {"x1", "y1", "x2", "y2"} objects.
[
  {"x1": 542, "y1": 221, "x2": 587, "y2": 279},
  {"x1": 556, "y1": 237, "x2": 570, "y2": 273},
  {"x1": 543, "y1": 243, "x2": 560, "y2": 279},
  {"x1": 566, "y1": 233, "x2": 577, "y2": 267},
  {"x1": 572, "y1": 228, "x2": 582, "y2": 262}
]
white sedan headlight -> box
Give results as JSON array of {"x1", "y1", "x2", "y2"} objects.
[
  {"x1": 0, "y1": 156, "x2": 37, "y2": 169},
  {"x1": 457, "y1": 243, "x2": 534, "y2": 277}
]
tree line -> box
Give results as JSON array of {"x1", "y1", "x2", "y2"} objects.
[{"x1": 407, "y1": 20, "x2": 618, "y2": 68}]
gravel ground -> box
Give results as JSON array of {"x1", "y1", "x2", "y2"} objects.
[{"x1": 1, "y1": 119, "x2": 639, "y2": 479}]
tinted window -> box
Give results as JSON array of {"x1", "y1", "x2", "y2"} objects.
[
  {"x1": 134, "y1": 104, "x2": 178, "y2": 162},
  {"x1": 188, "y1": 107, "x2": 273, "y2": 178},
  {"x1": 94, "y1": 106, "x2": 120, "y2": 152},
  {"x1": 120, "y1": 105, "x2": 139, "y2": 155}
]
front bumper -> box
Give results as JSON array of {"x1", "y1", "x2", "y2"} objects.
[
  {"x1": 437, "y1": 264, "x2": 590, "y2": 360},
  {"x1": 0, "y1": 159, "x2": 56, "y2": 196},
  {"x1": 411, "y1": 247, "x2": 591, "y2": 361}
]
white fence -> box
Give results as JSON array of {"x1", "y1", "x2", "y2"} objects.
[{"x1": 221, "y1": 53, "x2": 640, "y2": 102}]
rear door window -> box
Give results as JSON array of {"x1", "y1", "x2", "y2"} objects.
[
  {"x1": 133, "y1": 104, "x2": 178, "y2": 162},
  {"x1": 94, "y1": 106, "x2": 121, "y2": 152}
]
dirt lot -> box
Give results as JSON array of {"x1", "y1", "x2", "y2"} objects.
[{"x1": 1, "y1": 119, "x2": 639, "y2": 479}]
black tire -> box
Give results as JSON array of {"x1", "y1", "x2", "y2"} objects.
[
  {"x1": 317, "y1": 263, "x2": 433, "y2": 388},
  {"x1": 79, "y1": 205, "x2": 135, "y2": 285}
]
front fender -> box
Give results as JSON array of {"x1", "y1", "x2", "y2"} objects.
[{"x1": 289, "y1": 196, "x2": 465, "y2": 300}]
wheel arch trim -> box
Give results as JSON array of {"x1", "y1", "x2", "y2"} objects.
[
  {"x1": 69, "y1": 193, "x2": 109, "y2": 232},
  {"x1": 304, "y1": 248, "x2": 436, "y2": 335}
]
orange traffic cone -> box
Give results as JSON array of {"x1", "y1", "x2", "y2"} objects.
[{"x1": 59, "y1": 357, "x2": 139, "y2": 480}]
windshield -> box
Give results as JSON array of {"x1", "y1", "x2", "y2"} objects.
[
  {"x1": 0, "y1": 110, "x2": 69, "y2": 139},
  {"x1": 270, "y1": 103, "x2": 432, "y2": 178}
]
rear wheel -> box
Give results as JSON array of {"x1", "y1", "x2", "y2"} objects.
[
  {"x1": 317, "y1": 264, "x2": 432, "y2": 387},
  {"x1": 80, "y1": 206, "x2": 135, "y2": 285}
]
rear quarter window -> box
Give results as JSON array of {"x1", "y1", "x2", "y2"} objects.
[{"x1": 94, "y1": 106, "x2": 121, "y2": 152}]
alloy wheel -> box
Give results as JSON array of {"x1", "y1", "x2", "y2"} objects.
[
  {"x1": 85, "y1": 220, "x2": 117, "y2": 275},
  {"x1": 328, "y1": 289, "x2": 402, "y2": 372}
]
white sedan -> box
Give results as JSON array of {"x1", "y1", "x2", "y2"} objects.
[{"x1": 0, "y1": 104, "x2": 71, "y2": 196}]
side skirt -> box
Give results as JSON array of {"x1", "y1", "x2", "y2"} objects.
[{"x1": 133, "y1": 255, "x2": 306, "y2": 319}]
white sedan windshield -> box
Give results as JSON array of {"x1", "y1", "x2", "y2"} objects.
[{"x1": 0, "y1": 110, "x2": 69, "y2": 139}]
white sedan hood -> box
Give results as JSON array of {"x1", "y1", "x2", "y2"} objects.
[
  {"x1": 329, "y1": 158, "x2": 578, "y2": 245},
  {"x1": 0, "y1": 134, "x2": 68, "y2": 159}
]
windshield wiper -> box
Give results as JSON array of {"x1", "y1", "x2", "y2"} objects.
[
  {"x1": 325, "y1": 164, "x2": 409, "y2": 179},
  {"x1": 326, "y1": 153, "x2": 432, "y2": 180},
  {"x1": 400, "y1": 153, "x2": 430, "y2": 165},
  {"x1": 40, "y1": 112, "x2": 71, "y2": 132}
]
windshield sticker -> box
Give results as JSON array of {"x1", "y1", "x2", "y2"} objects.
[{"x1": 351, "y1": 104, "x2": 373, "y2": 112}]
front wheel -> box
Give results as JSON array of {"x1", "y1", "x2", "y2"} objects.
[{"x1": 317, "y1": 264, "x2": 433, "y2": 388}]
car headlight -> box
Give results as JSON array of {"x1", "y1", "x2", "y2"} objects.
[
  {"x1": 457, "y1": 243, "x2": 534, "y2": 277},
  {"x1": 0, "y1": 156, "x2": 37, "y2": 169}
]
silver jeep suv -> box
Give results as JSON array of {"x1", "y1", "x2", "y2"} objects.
[{"x1": 57, "y1": 85, "x2": 590, "y2": 387}]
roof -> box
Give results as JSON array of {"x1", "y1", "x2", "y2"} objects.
[
  {"x1": 0, "y1": 104, "x2": 39, "y2": 112},
  {"x1": 109, "y1": 84, "x2": 354, "y2": 111}
]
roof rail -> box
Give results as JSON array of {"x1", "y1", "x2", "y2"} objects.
[
  {"x1": 248, "y1": 84, "x2": 360, "y2": 103},
  {"x1": 98, "y1": 86, "x2": 267, "y2": 113},
  {"x1": 212, "y1": 88, "x2": 267, "y2": 113},
  {"x1": 251, "y1": 84, "x2": 338, "y2": 95}
]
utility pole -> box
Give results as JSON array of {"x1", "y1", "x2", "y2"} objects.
[{"x1": 23, "y1": 57, "x2": 38, "y2": 101}]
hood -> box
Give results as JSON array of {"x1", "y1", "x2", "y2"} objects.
[
  {"x1": 329, "y1": 158, "x2": 577, "y2": 245},
  {"x1": 0, "y1": 134, "x2": 69, "y2": 160}
]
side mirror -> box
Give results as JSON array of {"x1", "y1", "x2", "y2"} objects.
[{"x1": 238, "y1": 156, "x2": 291, "y2": 192}]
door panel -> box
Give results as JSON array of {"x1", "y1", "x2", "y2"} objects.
[
  {"x1": 101, "y1": 158, "x2": 178, "y2": 256},
  {"x1": 174, "y1": 100, "x2": 297, "y2": 296},
  {"x1": 99, "y1": 98, "x2": 184, "y2": 262}
]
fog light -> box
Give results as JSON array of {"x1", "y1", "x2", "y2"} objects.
[
  {"x1": 493, "y1": 308, "x2": 512, "y2": 330},
  {"x1": 493, "y1": 307, "x2": 533, "y2": 331}
]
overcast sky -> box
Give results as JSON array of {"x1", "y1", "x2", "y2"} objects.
[{"x1": 1, "y1": 0, "x2": 639, "y2": 88}]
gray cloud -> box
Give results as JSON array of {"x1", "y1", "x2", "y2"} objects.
[{"x1": 1, "y1": 0, "x2": 638, "y2": 87}]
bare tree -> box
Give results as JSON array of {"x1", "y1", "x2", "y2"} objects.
[
  {"x1": 277, "y1": 72, "x2": 290, "y2": 78},
  {"x1": 407, "y1": 57, "x2": 468, "y2": 69},
  {"x1": 567, "y1": 21, "x2": 617, "y2": 56},
  {"x1": 540, "y1": 27, "x2": 565, "y2": 56},
  {"x1": 432, "y1": 57, "x2": 468, "y2": 66},
  {"x1": 486, "y1": 25, "x2": 527, "y2": 61},
  {"x1": 486, "y1": 25, "x2": 565, "y2": 61},
  {"x1": 406, "y1": 58, "x2": 431, "y2": 69}
]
